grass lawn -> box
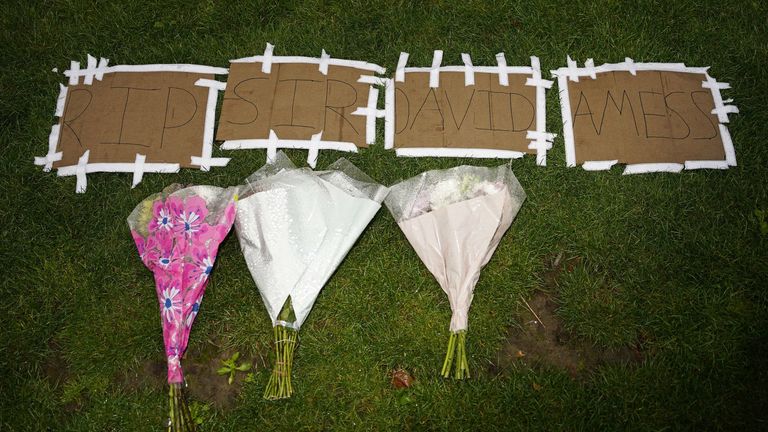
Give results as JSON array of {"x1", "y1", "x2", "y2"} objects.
[{"x1": 2, "y1": 0, "x2": 768, "y2": 430}]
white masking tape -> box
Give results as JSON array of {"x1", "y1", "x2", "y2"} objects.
[
  {"x1": 262, "y1": 42, "x2": 275, "y2": 74},
  {"x1": 395, "y1": 52, "x2": 409, "y2": 82},
  {"x1": 68, "y1": 60, "x2": 80, "y2": 85},
  {"x1": 582, "y1": 160, "x2": 618, "y2": 171},
  {"x1": 83, "y1": 54, "x2": 98, "y2": 85},
  {"x1": 132, "y1": 153, "x2": 146, "y2": 188},
  {"x1": 75, "y1": 150, "x2": 90, "y2": 193},
  {"x1": 429, "y1": 50, "x2": 443, "y2": 88},
  {"x1": 461, "y1": 53, "x2": 475, "y2": 86},
  {"x1": 566, "y1": 55, "x2": 580, "y2": 82},
  {"x1": 351, "y1": 86, "x2": 385, "y2": 145},
  {"x1": 624, "y1": 57, "x2": 637, "y2": 76},
  {"x1": 191, "y1": 78, "x2": 230, "y2": 171},
  {"x1": 267, "y1": 130, "x2": 279, "y2": 164},
  {"x1": 622, "y1": 163, "x2": 684, "y2": 175},
  {"x1": 307, "y1": 132, "x2": 322, "y2": 168},
  {"x1": 54, "y1": 84, "x2": 68, "y2": 117},
  {"x1": 495, "y1": 52, "x2": 508, "y2": 86},
  {"x1": 319, "y1": 49, "x2": 330, "y2": 75}
]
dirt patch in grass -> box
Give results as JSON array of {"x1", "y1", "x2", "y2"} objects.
[
  {"x1": 490, "y1": 253, "x2": 645, "y2": 378},
  {"x1": 43, "y1": 338, "x2": 70, "y2": 388},
  {"x1": 119, "y1": 338, "x2": 266, "y2": 410}
]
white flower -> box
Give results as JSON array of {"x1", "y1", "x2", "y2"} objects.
[
  {"x1": 471, "y1": 181, "x2": 502, "y2": 198},
  {"x1": 161, "y1": 286, "x2": 182, "y2": 323},
  {"x1": 155, "y1": 208, "x2": 174, "y2": 231},
  {"x1": 429, "y1": 179, "x2": 462, "y2": 210}
]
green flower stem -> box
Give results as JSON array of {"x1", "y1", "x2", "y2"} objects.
[
  {"x1": 264, "y1": 324, "x2": 298, "y2": 400},
  {"x1": 441, "y1": 330, "x2": 469, "y2": 379},
  {"x1": 168, "y1": 383, "x2": 195, "y2": 432}
]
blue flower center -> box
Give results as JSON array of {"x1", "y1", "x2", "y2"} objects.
[
  {"x1": 205, "y1": 266, "x2": 212, "y2": 275},
  {"x1": 164, "y1": 298, "x2": 172, "y2": 308},
  {"x1": 185, "y1": 222, "x2": 191, "y2": 231},
  {"x1": 162, "y1": 217, "x2": 168, "y2": 225},
  {"x1": 192, "y1": 303, "x2": 199, "y2": 312}
]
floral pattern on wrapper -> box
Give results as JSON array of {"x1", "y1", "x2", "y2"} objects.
[{"x1": 130, "y1": 190, "x2": 236, "y2": 384}]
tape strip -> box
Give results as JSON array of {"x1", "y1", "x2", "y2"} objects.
[
  {"x1": 383, "y1": 78, "x2": 395, "y2": 149},
  {"x1": 83, "y1": 54, "x2": 98, "y2": 85},
  {"x1": 262, "y1": 42, "x2": 274, "y2": 74},
  {"x1": 711, "y1": 105, "x2": 739, "y2": 121},
  {"x1": 624, "y1": 57, "x2": 637, "y2": 76},
  {"x1": 566, "y1": 55, "x2": 579, "y2": 82},
  {"x1": 351, "y1": 86, "x2": 385, "y2": 145},
  {"x1": 357, "y1": 75, "x2": 385, "y2": 86},
  {"x1": 54, "y1": 84, "x2": 68, "y2": 117},
  {"x1": 319, "y1": 49, "x2": 330, "y2": 75},
  {"x1": 395, "y1": 52, "x2": 409, "y2": 82},
  {"x1": 582, "y1": 160, "x2": 618, "y2": 171},
  {"x1": 495, "y1": 52, "x2": 508, "y2": 86},
  {"x1": 132, "y1": 154, "x2": 146, "y2": 188},
  {"x1": 191, "y1": 78, "x2": 230, "y2": 171},
  {"x1": 622, "y1": 163, "x2": 684, "y2": 175},
  {"x1": 275, "y1": 320, "x2": 297, "y2": 330},
  {"x1": 555, "y1": 75, "x2": 577, "y2": 167},
  {"x1": 68, "y1": 61, "x2": 80, "y2": 85},
  {"x1": 64, "y1": 61, "x2": 226, "y2": 81},
  {"x1": 75, "y1": 150, "x2": 90, "y2": 193},
  {"x1": 307, "y1": 132, "x2": 322, "y2": 168},
  {"x1": 429, "y1": 50, "x2": 443, "y2": 88},
  {"x1": 221, "y1": 137, "x2": 358, "y2": 153},
  {"x1": 395, "y1": 147, "x2": 526, "y2": 159},
  {"x1": 719, "y1": 124, "x2": 737, "y2": 166},
  {"x1": 525, "y1": 56, "x2": 556, "y2": 166},
  {"x1": 95, "y1": 57, "x2": 109, "y2": 81},
  {"x1": 684, "y1": 160, "x2": 729, "y2": 170},
  {"x1": 34, "y1": 124, "x2": 63, "y2": 172},
  {"x1": 584, "y1": 58, "x2": 597, "y2": 79},
  {"x1": 461, "y1": 53, "x2": 475, "y2": 86},
  {"x1": 267, "y1": 130, "x2": 279, "y2": 164}
]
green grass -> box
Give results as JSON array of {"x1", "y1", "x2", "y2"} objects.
[{"x1": 2, "y1": 0, "x2": 768, "y2": 430}]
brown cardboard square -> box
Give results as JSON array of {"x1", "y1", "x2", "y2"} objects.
[
  {"x1": 567, "y1": 70, "x2": 725, "y2": 164},
  {"x1": 53, "y1": 71, "x2": 212, "y2": 168},
  {"x1": 216, "y1": 62, "x2": 373, "y2": 147},
  {"x1": 393, "y1": 71, "x2": 536, "y2": 152}
]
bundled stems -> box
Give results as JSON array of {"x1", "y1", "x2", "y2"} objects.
[
  {"x1": 441, "y1": 330, "x2": 469, "y2": 379},
  {"x1": 264, "y1": 324, "x2": 298, "y2": 400},
  {"x1": 167, "y1": 382, "x2": 195, "y2": 432}
]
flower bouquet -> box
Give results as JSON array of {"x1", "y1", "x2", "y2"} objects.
[
  {"x1": 385, "y1": 165, "x2": 526, "y2": 379},
  {"x1": 128, "y1": 185, "x2": 237, "y2": 431},
  {"x1": 234, "y1": 152, "x2": 388, "y2": 399}
]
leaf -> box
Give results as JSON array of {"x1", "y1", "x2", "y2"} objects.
[
  {"x1": 228, "y1": 373, "x2": 234, "y2": 385},
  {"x1": 236, "y1": 362, "x2": 252, "y2": 371},
  {"x1": 216, "y1": 367, "x2": 231, "y2": 375},
  {"x1": 231, "y1": 352, "x2": 240, "y2": 362},
  {"x1": 532, "y1": 382, "x2": 543, "y2": 391},
  {"x1": 515, "y1": 350, "x2": 526, "y2": 358},
  {"x1": 391, "y1": 368, "x2": 415, "y2": 389}
]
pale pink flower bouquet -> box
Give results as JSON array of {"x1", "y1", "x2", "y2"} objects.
[{"x1": 385, "y1": 165, "x2": 526, "y2": 379}]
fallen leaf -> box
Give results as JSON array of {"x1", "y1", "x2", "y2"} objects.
[
  {"x1": 515, "y1": 350, "x2": 526, "y2": 359},
  {"x1": 391, "y1": 368, "x2": 415, "y2": 389},
  {"x1": 532, "y1": 382, "x2": 542, "y2": 391}
]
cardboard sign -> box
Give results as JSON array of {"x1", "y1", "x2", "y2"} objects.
[
  {"x1": 564, "y1": 70, "x2": 727, "y2": 165},
  {"x1": 392, "y1": 71, "x2": 536, "y2": 152},
  {"x1": 53, "y1": 71, "x2": 212, "y2": 168},
  {"x1": 216, "y1": 62, "x2": 374, "y2": 147}
]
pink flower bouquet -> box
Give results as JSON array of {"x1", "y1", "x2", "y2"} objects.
[
  {"x1": 128, "y1": 184, "x2": 237, "y2": 431},
  {"x1": 385, "y1": 165, "x2": 526, "y2": 379}
]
